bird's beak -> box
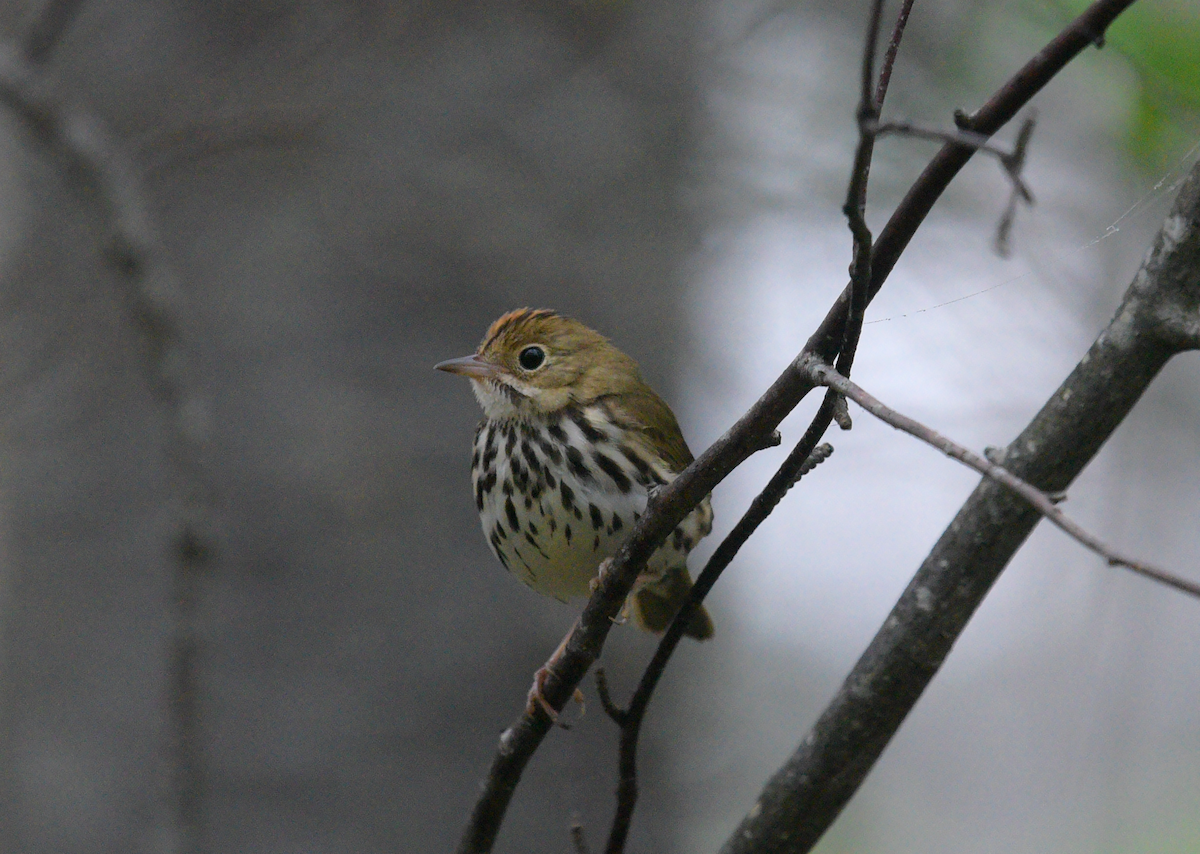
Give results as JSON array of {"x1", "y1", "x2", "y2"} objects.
[{"x1": 434, "y1": 354, "x2": 499, "y2": 379}]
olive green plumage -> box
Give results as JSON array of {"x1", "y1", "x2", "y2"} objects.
[{"x1": 478, "y1": 308, "x2": 697, "y2": 472}]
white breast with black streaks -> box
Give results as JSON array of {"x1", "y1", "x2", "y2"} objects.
[{"x1": 470, "y1": 404, "x2": 712, "y2": 602}]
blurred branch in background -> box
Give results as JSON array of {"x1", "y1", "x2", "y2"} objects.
[
  {"x1": 0, "y1": 2, "x2": 713, "y2": 853},
  {"x1": 18, "y1": 0, "x2": 83, "y2": 64},
  {"x1": 3, "y1": 5, "x2": 213, "y2": 852}
]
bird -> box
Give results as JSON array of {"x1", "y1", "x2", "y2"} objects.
[{"x1": 436, "y1": 309, "x2": 714, "y2": 713}]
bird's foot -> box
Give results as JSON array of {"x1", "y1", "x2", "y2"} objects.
[
  {"x1": 589, "y1": 559, "x2": 634, "y2": 625},
  {"x1": 589, "y1": 557, "x2": 616, "y2": 594},
  {"x1": 526, "y1": 666, "x2": 585, "y2": 727}
]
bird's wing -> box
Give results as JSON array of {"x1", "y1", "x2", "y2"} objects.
[{"x1": 600, "y1": 387, "x2": 695, "y2": 474}]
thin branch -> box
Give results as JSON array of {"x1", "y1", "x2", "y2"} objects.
[
  {"x1": 838, "y1": 0, "x2": 886, "y2": 377},
  {"x1": 869, "y1": 118, "x2": 1023, "y2": 174},
  {"x1": 457, "y1": 2, "x2": 1139, "y2": 850},
  {"x1": 594, "y1": 668, "x2": 626, "y2": 726},
  {"x1": 867, "y1": 116, "x2": 1037, "y2": 204},
  {"x1": 857, "y1": 0, "x2": 884, "y2": 113},
  {"x1": 807, "y1": 359, "x2": 1200, "y2": 598},
  {"x1": 805, "y1": 0, "x2": 1136, "y2": 364},
  {"x1": 994, "y1": 115, "x2": 1037, "y2": 255},
  {"x1": 874, "y1": 0, "x2": 916, "y2": 107},
  {"x1": 570, "y1": 815, "x2": 592, "y2": 854},
  {"x1": 596, "y1": 9, "x2": 892, "y2": 843},
  {"x1": 600, "y1": 430, "x2": 836, "y2": 854}
]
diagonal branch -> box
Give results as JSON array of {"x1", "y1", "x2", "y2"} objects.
[
  {"x1": 865, "y1": 114, "x2": 1039, "y2": 255},
  {"x1": 873, "y1": 0, "x2": 916, "y2": 108},
  {"x1": 804, "y1": 0, "x2": 1139, "y2": 363},
  {"x1": 596, "y1": 0, "x2": 900, "y2": 847},
  {"x1": 867, "y1": 116, "x2": 1037, "y2": 204},
  {"x1": 720, "y1": 143, "x2": 1200, "y2": 854},
  {"x1": 598, "y1": 435, "x2": 836, "y2": 854},
  {"x1": 807, "y1": 360, "x2": 1200, "y2": 598},
  {"x1": 20, "y1": 0, "x2": 86, "y2": 64},
  {"x1": 456, "y1": 2, "x2": 1141, "y2": 850}
]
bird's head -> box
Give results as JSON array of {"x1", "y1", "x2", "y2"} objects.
[{"x1": 435, "y1": 309, "x2": 641, "y2": 421}]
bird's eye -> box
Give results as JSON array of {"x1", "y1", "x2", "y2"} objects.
[{"x1": 518, "y1": 346, "x2": 546, "y2": 371}]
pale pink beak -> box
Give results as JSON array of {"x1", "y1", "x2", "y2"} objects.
[{"x1": 434, "y1": 354, "x2": 499, "y2": 379}]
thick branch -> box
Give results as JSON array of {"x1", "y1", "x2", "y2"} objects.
[
  {"x1": 720, "y1": 153, "x2": 1200, "y2": 854},
  {"x1": 457, "y1": 2, "x2": 1141, "y2": 850}
]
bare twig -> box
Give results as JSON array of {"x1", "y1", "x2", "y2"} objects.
[
  {"x1": 831, "y1": 394, "x2": 853, "y2": 430},
  {"x1": 457, "y1": 3, "x2": 1140, "y2": 851},
  {"x1": 594, "y1": 668, "x2": 626, "y2": 726},
  {"x1": 838, "y1": 0, "x2": 886, "y2": 377},
  {"x1": 874, "y1": 0, "x2": 916, "y2": 107},
  {"x1": 804, "y1": 0, "x2": 1135, "y2": 365},
  {"x1": 867, "y1": 117, "x2": 1037, "y2": 204},
  {"x1": 995, "y1": 115, "x2": 1037, "y2": 255},
  {"x1": 600, "y1": 426, "x2": 835, "y2": 854},
  {"x1": 807, "y1": 359, "x2": 1200, "y2": 598}
]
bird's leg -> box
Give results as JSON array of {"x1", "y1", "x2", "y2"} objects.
[
  {"x1": 591, "y1": 555, "x2": 661, "y2": 591},
  {"x1": 589, "y1": 557, "x2": 664, "y2": 626},
  {"x1": 589, "y1": 557, "x2": 616, "y2": 593},
  {"x1": 589, "y1": 558, "x2": 632, "y2": 625},
  {"x1": 527, "y1": 622, "x2": 586, "y2": 725}
]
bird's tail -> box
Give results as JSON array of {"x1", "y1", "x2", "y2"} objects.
[{"x1": 628, "y1": 565, "x2": 714, "y2": 641}]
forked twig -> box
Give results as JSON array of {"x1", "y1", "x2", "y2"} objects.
[
  {"x1": 806, "y1": 358, "x2": 1200, "y2": 599},
  {"x1": 724, "y1": 137, "x2": 1196, "y2": 854},
  {"x1": 838, "y1": 0, "x2": 887, "y2": 375},
  {"x1": 867, "y1": 117, "x2": 1036, "y2": 202},
  {"x1": 868, "y1": 114, "x2": 1038, "y2": 254}
]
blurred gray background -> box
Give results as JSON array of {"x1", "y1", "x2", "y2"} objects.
[{"x1": 0, "y1": 1, "x2": 1197, "y2": 853}]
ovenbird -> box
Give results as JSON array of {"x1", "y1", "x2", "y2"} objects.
[{"x1": 436, "y1": 308, "x2": 715, "y2": 643}]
